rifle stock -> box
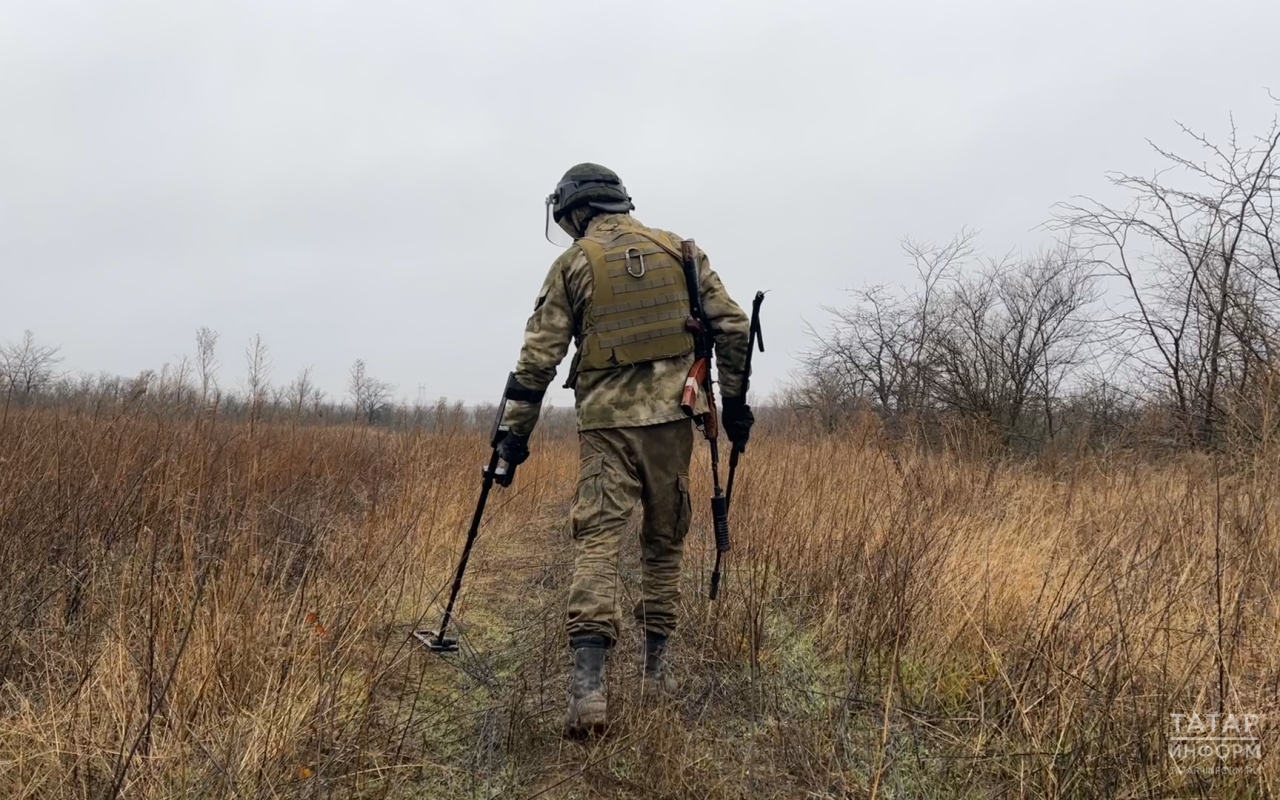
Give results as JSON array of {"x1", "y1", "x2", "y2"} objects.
[{"x1": 680, "y1": 357, "x2": 707, "y2": 418}]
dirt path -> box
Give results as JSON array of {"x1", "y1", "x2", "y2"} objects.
[{"x1": 404, "y1": 492, "x2": 717, "y2": 800}]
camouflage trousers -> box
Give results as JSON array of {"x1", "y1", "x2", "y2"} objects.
[{"x1": 567, "y1": 418, "x2": 693, "y2": 644}]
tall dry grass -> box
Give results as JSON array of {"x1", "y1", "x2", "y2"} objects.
[{"x1": 1, "y1": 400, "x2": 1275, "y2": 798}]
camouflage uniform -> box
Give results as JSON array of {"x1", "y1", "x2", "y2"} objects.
[{"x1": 505, "y1": 213, "x2": 750, "y2": 642}]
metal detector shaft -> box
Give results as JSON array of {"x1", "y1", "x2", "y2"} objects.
[
  {"x1": 423, "y1": 447, "x2": 503, "y2": 652},
  {"x1": 724, "y1": 291, "x2": 765, "y2": 515},
  {"x1": 417, "y1": 373, "x2": 524, "y2": 654}
]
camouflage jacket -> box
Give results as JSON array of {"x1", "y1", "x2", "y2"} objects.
[{"x1": 505, "y1": 213, "x2": 751, "y2": 434}]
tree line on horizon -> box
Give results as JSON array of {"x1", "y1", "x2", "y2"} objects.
[{"x1": 5, "y1": 103, "x2": 1279, "y2": 454}]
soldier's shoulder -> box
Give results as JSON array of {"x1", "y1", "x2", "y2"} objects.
[
  {"x1": 645, "y1": 223, "x2": 684, "y2": 242},
  {"x1": 665, "y1": 232, "x2": 691, "y2": 251},
  {"x1": 645, "y1": 223, "x2": 705, "y2": 253},
  {"x1": 553, "y1": 243, "x2": 593, "y2": 303},
  {"x1": 551, "y1": 243, "x2": 589, "y2": 273}
]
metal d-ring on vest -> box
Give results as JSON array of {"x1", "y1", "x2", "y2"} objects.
[{"x1": 624, "y1": 247, "x2": 646, "y2": 278}]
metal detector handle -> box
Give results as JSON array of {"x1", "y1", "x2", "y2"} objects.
[
  {"x1": 487, "y1": 428, "x2": 519, "y2": 487},
  {"x1": 484, "y1": 372, "x2": 525, "y2": 487},
  {"x1": 735, "y1": 291, "x2": 767, "y2": 444},
  {"x1": 749, "y1": 291, "x2": 766, "y2": 353}
]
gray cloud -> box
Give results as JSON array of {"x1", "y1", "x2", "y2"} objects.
[{"x1": 3, "y1": 0, "x2": 1278, "y2": 405}]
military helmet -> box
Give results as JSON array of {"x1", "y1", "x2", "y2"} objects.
[
  {"x1": 544, "y1": 163, "x2": 636, "y2": 246},
  {"x1": 549, "y1": 163, "x2": 635, "y2": 223}
]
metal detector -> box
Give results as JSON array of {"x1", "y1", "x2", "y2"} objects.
[{"x1": 413, "y1": 373, "x2": 524, "y2": 653}]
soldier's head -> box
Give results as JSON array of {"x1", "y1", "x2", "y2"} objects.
[{"x1": 544, "y1": 163, "x2": 634, "y2": 244}]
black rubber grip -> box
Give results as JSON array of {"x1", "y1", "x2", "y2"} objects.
[{"x1": 711, "y1": 495, "x2": 730, "y2": 552}]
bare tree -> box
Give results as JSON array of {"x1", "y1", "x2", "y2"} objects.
[
  {"x1": 244, "y1": 334, "x2": 272, "y2": 427},
  {"x1": 927, "y1": 246, "x2": 1098, "y2": 440},
  {"x1": 310, "y1": 387, "x2": 327, "y2": 418},
  {"x1": 778, "y1": 369, "x2": 861, "y2": 431},
  {"x1": 288, "y1": 366, "x2": 315, "y2": 420},
  {"x1": 348, "y1": 359, "x2": 395, "y2": 424},
  {"x1": 804, "y1": 231, "x2": 976, "y2": 415},
  {"x1": 195, "y1": 327, "x2": 220, "y2": 409},
  {"x1": 1, "y1": 330, "x2": 63, "y2": 401},
  {"x1": 1056, "y1": 113, "x2": 1280, "y2": 445},
  {"x1": 802, "y1": 236, "x2": 1098, "y2": 443},
  {"x1": 158, "y1": 357, "x2": 194, "y2": 408},
  {"x1": 126, "y1": 370, "x2": 154, "y2": 404}
]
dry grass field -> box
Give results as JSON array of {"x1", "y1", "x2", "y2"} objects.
[{"x1": 1, "y1": 401, "x2": 1277, "y2": 798}]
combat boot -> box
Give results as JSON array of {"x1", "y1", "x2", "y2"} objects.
[
  {"x1": 564, "y1": 635, "x2": 608, "y2": 737},
  {"x1": 642, "y1": 630, "x2": 678, "y2": 694}
]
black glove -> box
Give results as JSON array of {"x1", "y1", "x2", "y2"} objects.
[
  {"x1": 721, "y1": 396, "x2": 754, "y2": 451},
  {"x1": 497, "y1": 431, "x2": 530, "y2": 467}
]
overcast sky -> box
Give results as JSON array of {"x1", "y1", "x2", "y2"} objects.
[{"x1": 2, "y1": 0, "x2": 1278, "y2": 407}]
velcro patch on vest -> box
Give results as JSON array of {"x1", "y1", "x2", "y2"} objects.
[
  {"x1": 598, "y1": 324, "x2": 689, "y2": 349},
  {"x1": 595, "y1": 292, "x2": 685, "y2": 317},
  {"x1": 599, "y1": 233, "x2": 652, "y2": 249},
  {"x1": 611, "y1": 275, "x2": 676, "y2": 295},
  {"x1": 603, "y1": 245, "x2": 664, "y2": 262},
  {"x1": 595, "y1": 308, "x2": 687, "y2": 333},
  {"x1": 606, "y1": 261, "x2": 677, "y2": 279}
]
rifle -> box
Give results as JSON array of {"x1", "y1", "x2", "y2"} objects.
[
  {"x1": 676, "y1": 239, "x2": 731, "y2": 600},
  {"x1": 724, "y1": 291, "x2": 765, "y2": 514},
  {"x1": 413, "y1": 373, "x2": 523, "y2": 653}
]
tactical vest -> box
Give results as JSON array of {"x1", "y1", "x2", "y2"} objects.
[{"x1": 574, "y1": 223, "x2": 695, "y2": 372}]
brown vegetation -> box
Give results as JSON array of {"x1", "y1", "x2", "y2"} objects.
[
  {"x1": 4, "y1": 98, "x2": 1278, "y2": 800},
  {"x1": 2, "y1": 397, "x2": 1276, "y2": 799}
]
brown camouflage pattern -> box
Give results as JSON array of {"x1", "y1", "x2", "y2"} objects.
[{"x1": 504, "y1": 213, "x2": 751, "y2": 434}]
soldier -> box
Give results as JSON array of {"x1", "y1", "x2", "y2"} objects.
[{"x1": 496, "y1": 163, "x2": 754, "y2": 737}]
